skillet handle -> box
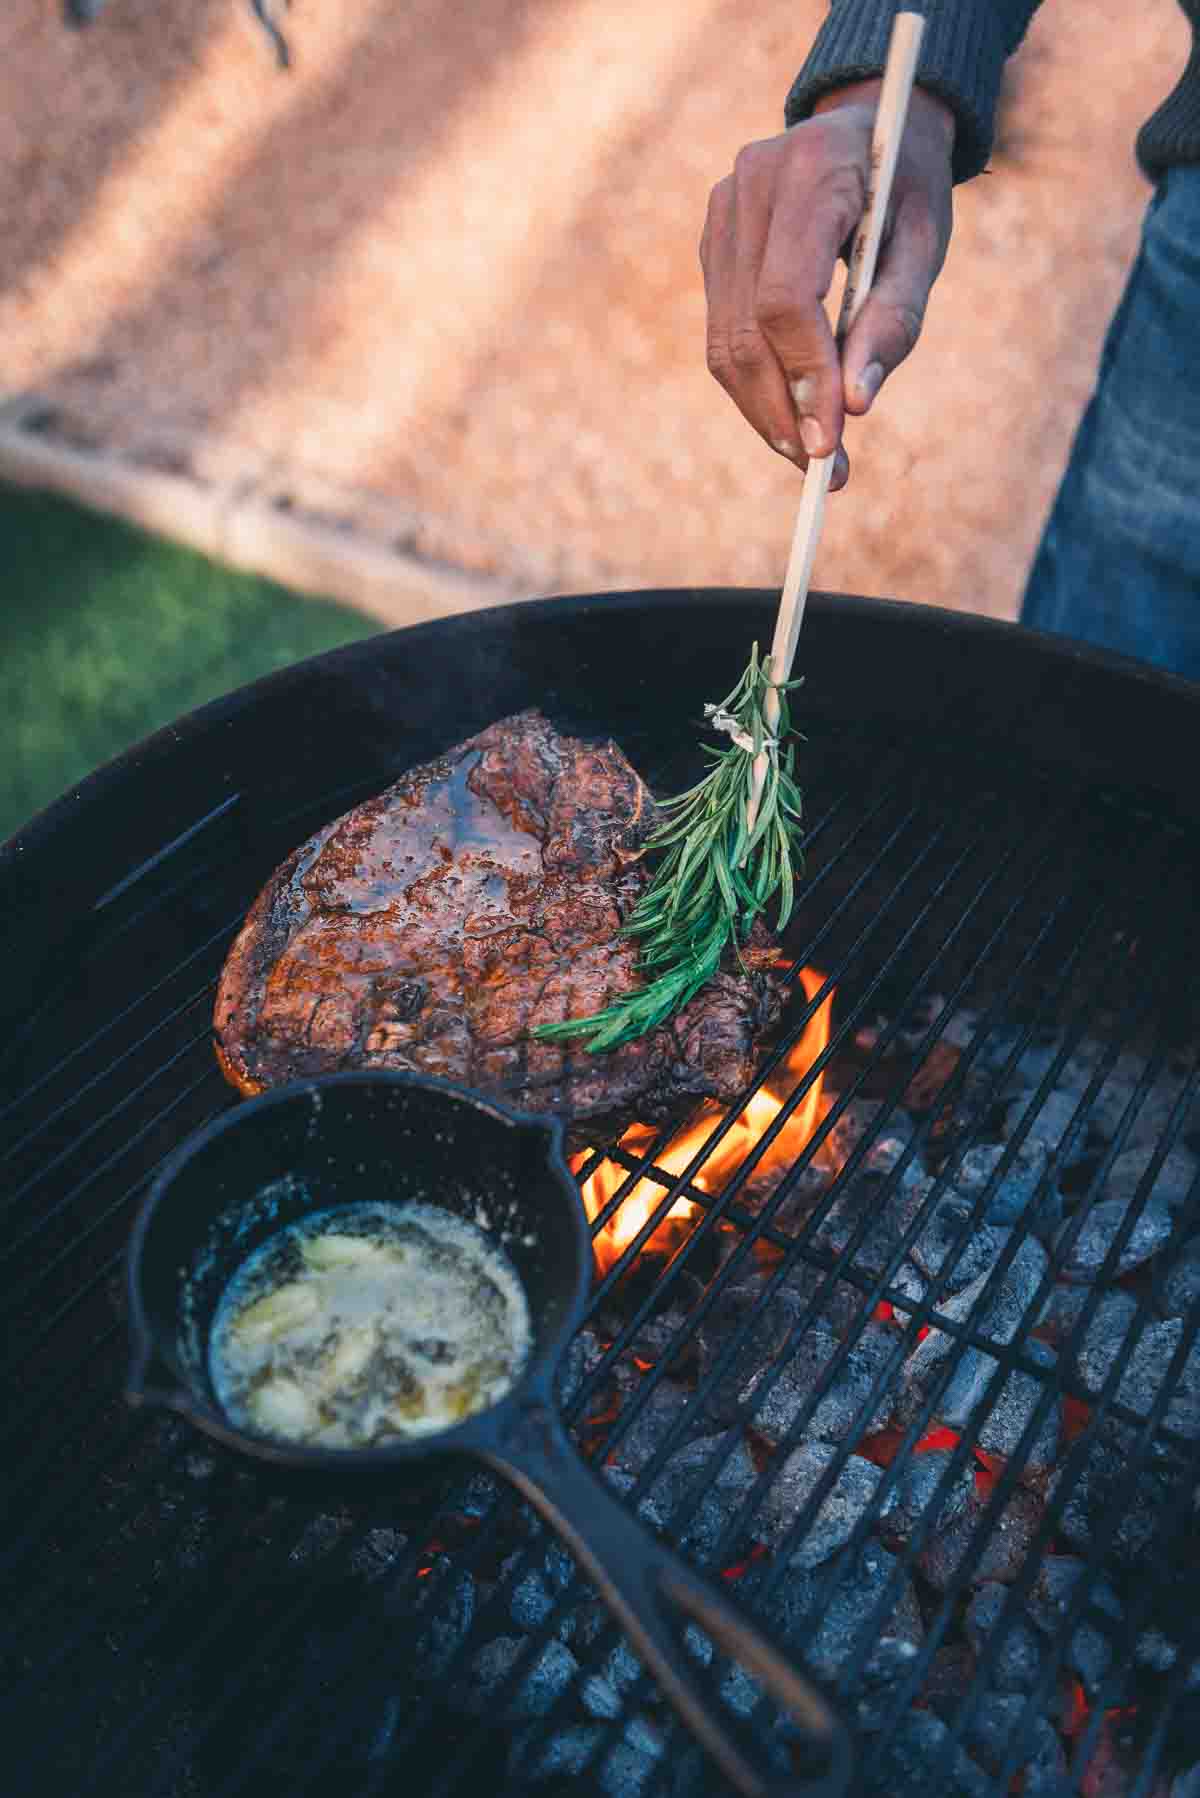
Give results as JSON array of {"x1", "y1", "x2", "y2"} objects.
[{"x1": 482, "y1": 1398, "x2": 853, "y2": 1798}]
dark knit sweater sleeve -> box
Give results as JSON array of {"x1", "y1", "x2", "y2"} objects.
[{"x1": 784, "y1": 1, "x2": 1045, "y2": 184}]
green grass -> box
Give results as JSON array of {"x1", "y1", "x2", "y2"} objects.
[{"x1": 0, "y1": 482, "x2": 379, "y2": 842}]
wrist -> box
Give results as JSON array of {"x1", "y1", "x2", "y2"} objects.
[{"x1": 812, "y1": 77, "x2": 956, "y2": 155}]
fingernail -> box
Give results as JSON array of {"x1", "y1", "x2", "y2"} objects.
[
  {"x1": 772, "y1": 438, "x2": 799, "y2": 462},
  {"x1": 799, "y1": 416, "x2": 827, "y2": 458},
  {"x1": 858, "y1": 361, "x2": 884, "y2": 404}
]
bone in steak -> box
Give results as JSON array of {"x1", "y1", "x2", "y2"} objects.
[{"x1": 213, "y1": 710, "x2": 787, "y2": 1145}]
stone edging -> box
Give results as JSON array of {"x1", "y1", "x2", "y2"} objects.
[{"x1": 0, "y1": 399, "x2": 527, "y2": 630}]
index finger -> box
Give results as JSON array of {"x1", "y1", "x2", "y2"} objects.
[{"x1": 754, "y1": 136, "x2": 870, "y2": 457}]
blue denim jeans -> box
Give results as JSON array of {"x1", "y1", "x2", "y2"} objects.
[{"x1": 1020, "y1": 165, "x2": 1200, "y2": 680}]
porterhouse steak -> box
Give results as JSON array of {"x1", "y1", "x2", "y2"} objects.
[{"x1": 214, "y1": 710, "x2": 787, "y2": 1146}]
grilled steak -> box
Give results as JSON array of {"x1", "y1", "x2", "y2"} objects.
[{"x1": 214, "y1": 710, "x2": 787, "y2": 1146}]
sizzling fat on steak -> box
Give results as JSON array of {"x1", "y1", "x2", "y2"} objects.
[{"x1": 214, "y1": 710, "x2": 787, "y2": 1145}]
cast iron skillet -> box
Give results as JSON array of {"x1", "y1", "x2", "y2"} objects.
[{"x1": 125, "y1": 1071, "x2": 854, "y2": 1798}]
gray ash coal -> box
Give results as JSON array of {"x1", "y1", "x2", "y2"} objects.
[{"x1": 394, "y1": 995, "x2": 1200, "y2": 1796}]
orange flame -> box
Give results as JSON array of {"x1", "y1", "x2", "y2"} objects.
[{"x1": 571, "y1": 967, "x2": 834, "y2": 1277}]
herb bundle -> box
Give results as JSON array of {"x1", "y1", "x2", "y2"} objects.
[{"x1": 532, "y1": 646, "x2": 803, "y2": 1053}]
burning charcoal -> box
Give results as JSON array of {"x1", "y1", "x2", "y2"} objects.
[
  {"x1": 937, "y1": 1341, "x2": 1061, "y2": 1478},
  {"x1": 508, "y1": 1544, "x2": 580, "y2": 1638},
  {"x1": 1054, "y1": 1196, "x2": 1175, "y2": 1283},
  {"x1": 288, "y1": 1513, "x2": 348, "y2": 1566},
  {"x1": 851, "y1": 1636, "x2": 922, "y2": 1733},
  {"x1": 907, "y1": 1197, "x2": 1012, "y2": 1295},
  {"x1": 1054, "y1": 1419, "x2": 1190, "y2": 1571},
  {"x1": 774, "y1": 1258, "x2": 873, "y2": 1339},
  {"x1": 557, "y1": 1325, "x2": 618, "y2": 1412},
  {"x1": 1157, "y1": 1236, "x2": 1200, "y2": 1317},
  {"x1": 1071, "y1": 1306, "x2": 1200, "y2": 1438},
  {"x1": 625, "y1": 1306, "x2": 698, "y2": 1376},
  {"x1": 602, "y1": 1378, "x2": 701, "y2": 1474},
  {"x1": 810, "y1": 1169, "x2": 927, "y2": 1288},
  {"x1": 740, "y1": 1158, "x2": 830, "y2": 1228},
  {"x1": 953, "y1": 1138, "x2": 1056, "y2": 1229},
  {"x1": 412, "y1": 1560, "x2": 476, "y2": 1678},
  {"x1": 599, "y1": 1636, "x2": 642, "y2": 1698},
  {"x1": 459, "y1": 1635, "x2": 579, "y2": 1718},
  {"x1": 1135, "y1": 1627, "x2": 1179, "y2": 1672},
  {"x1": 1035, "y1": 1282, "x2": 1093, "y2": 1345},
  {"x1": 1105, "y1": 1144, "x2": 1198, "y2": 1214},
  {"x1": 601, "y1": 1468, "x2": 667, "y2": 1532},
  {"x1": 718, "y1": 1661, "x2": 763, "y2": 1718},
  {"x1": 444, "y1": 1468, "x2": 507, "y2": 1522},
  {"x1": 580, "y1": 1673, "x2": 624, "y2": 1719},
  {"x1": 828, "y1": 1095, "x2": 894, "y2": 1161},
  {"x1": 1063, "y1": 1288, "x2": 1139, "y2": 1368},
  {"x1": 350, "y1": 1527, "x2": 409, "y2": 1580},
  {"x1": 898, "y1": 1238, "x2": 1050, "y2": 1422},
  {"x1": 1089, "y1": 1056, "x2": 1190, "y2": 1150},
  {"x1": 964, "y1": 1695, "x2": 1067, "y2": 1788},
  {"x1": 759, "y1": 1540, "x2": 922, "y2": 1683},
  {"x1": 643, "y1": 1430, "x2": 757, "y2": 1560},
  {"x1": 756, "y1": 1442, "x2": 896, "y2": 1567},
  {"x1": 918, "y1": 1485, "x2": 1045, "y2": 1590},
  {"x1": 919, "y1": 1066, "x2": 1007, "y2": 1171},
  {"x1": 1025, "y1": 1556, "x2": 1123, "y2": 1697},
  {"x1": 864, "y1": 1132, "x2": 920, "y2": 1177},
  {"x1": 742, "y1": 1322, "x2": 898, "y2": 1447},
  {"x1": 1018, "y1": 1088, "x2": 1096, "y2": 1167},
  {"x1": 508, "y1": 1721, "x2": 665, "y2": 1797},
  {"x1": 923, "y1": 1645, "x2": 978, "y2": 1719},
  {"x1": 694, "y1": 1276, "x2": 812, "y2": 1427},
  {"x1": 963, "y1": 1583, "x2": 1045, "y2": 1694},
  {"x1": 879, "y1": 1447, "x2": 974, "y2": 1551},
  {"x1": 863, "y1": 1709, "x2": 992, "y2": 1797}
]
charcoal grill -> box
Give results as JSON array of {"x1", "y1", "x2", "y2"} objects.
[{"x1": 4, "y1": 588, "x2": 1200, "y2": 1798}]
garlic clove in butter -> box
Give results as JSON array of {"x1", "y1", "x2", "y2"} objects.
[
  {"x1": 300, "y1": 1233, "x2": 403, "y2": 1273},
  {"x1": 248, "y1": 1376, "x2": 319, "y2": 1437},
  {"x1": 318, "y1": 1322, "x2": 378, "y2": 1392},
  {"x1": 233, "y1": 1281, "x2": 320, "y2": 1343}
]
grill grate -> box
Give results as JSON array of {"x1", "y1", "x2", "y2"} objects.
[{"x1": 4, "y1": 652, "x2": 1200, "y2": 1798}]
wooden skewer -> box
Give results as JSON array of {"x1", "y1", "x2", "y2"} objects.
[{"x1": 744, "y1": 9, "x2": 926, "y2": 835}]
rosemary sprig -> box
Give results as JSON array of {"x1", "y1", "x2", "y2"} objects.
[{"x1": 532, "y1": 645, "x2": 804, "y2": 1053}]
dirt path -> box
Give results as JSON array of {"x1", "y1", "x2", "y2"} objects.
[{"x1": 0, "y1": 0, "x2": 1187, "y2": 622}]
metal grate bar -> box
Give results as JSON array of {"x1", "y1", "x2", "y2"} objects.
[
  {"x1": 1, "y1": 1019, "x2": 214, "y2": 1226},
  {"x1": 355, "y1": 780, "x2": 1102, "y2": 1796},
  {"x1": 9, "y1": 755, "x2": 928, "y2": 1798},
  {"x1": 2, "y1": 1058, "x2": 219, "y2": 1344},
  {"x1": 533, "y1": 802, "x2": 1155, "y2": 1794},
  {"x1": 230, "y1": 787, "x2": 1158, "y2": 1798},
  {"x1": 0, "y1": 920, "x2": 233, "y2": 1134}
]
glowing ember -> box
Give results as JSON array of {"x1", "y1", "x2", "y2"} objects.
[
  {"x1": 973, "y1": 1447, "x2": 1005, "y2": 1500},
  {"x1": 721, "y1": 1541, "x2": 769, "y2": 1582},
  {"x1": 1063, "y1": 1394, "x2": 1092, "y2": 1446},
  {"x1": 571, "y1": 967, "x2": 834, "y2": 1276},
  {"x1": 860, "y1": 1423, "x2": 1007, "y2": 1499}
]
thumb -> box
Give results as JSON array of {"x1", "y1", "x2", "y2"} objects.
[{"x1": 840, "y1": 193, "x2": 945, "y2": 415}]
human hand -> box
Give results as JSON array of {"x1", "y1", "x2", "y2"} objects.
[{"x1": 700, "y1": 81, "x2": 955, "y2": 489}]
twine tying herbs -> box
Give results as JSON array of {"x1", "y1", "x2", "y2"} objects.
[{"x1": 531, "y1": 645, "x2": 803, "y2": 1054}]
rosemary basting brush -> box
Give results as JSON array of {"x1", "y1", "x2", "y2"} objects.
[{"x1": 534, "y1": 12, "x2": 926, "y2": 1055}]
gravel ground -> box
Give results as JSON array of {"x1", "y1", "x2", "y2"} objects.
[{"x1": 0, "y1": 0, "x2": 1187, "y2": 620}]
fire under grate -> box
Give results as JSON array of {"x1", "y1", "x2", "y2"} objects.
[{"x1": 4, "y1": 680, "x2": 1200, "y2": 1798}]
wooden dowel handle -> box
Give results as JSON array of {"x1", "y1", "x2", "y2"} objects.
[{"x1": 745, "y1": 10, "x2": 926, "y2": 836}]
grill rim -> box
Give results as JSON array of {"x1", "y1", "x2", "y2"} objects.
[
  {"x1": 6, "y1": 587, "x2": 1200, "y2": 1798},
  {"x1": 6, "y1": 585, "x2": 1200, "y2": 881}
]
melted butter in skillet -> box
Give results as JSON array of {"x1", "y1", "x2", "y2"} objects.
[{"x1": 210, "y1": 1202, "x2": 532, "y2": 1448}]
